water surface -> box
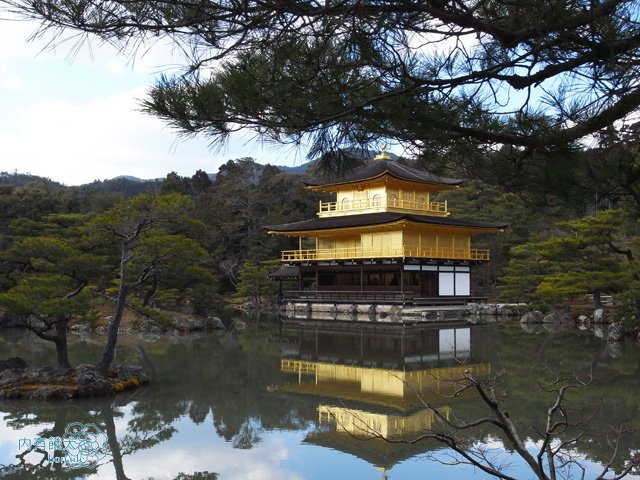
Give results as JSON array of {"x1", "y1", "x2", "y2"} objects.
[{"x1": 1, "y1": 315, "x2": 638, "y2": 480}]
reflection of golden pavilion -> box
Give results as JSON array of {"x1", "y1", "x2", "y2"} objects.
[
  {"x1": 318, "y1": 404, "x2": 450, "y2": 440},
  {"x1": 283, "y1": 322, "x2": 480, "y2": 371},
  {"x1": 275, "y1": 322, "x2": 492, "y2": 473},
  {"x1": 279, "y1": 359, "x2": 490, "y2": 410},
  {"x1": 279, "y1": 360, "x2": 489, "y2": 472}
]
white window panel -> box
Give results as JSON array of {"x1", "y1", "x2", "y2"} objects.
[
  {"x1": 455, "y1": 273, "x2": 470, "y2": 296},
  {"x1": 439, "y1": 272, "x2": 454, "y2": 296}
]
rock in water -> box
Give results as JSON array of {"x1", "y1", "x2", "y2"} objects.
[
  {"x1": 520, "y1": 310, "x2": 544, "y2": 324},
  {"x1": 593, "y1": 308, "x2": 605, "y2": 323},
  {"x1": 0, "y1": 357, "x2": 27, "y2": 371},
  {"x1": 207, "y1": 317, "x2": 225, "y2": 330},
  {"x1": 606, "y1": 341, "x2": 624, "y2": 358},
  {"x1": 520, "y1": 322, "x2": 545, "y2": 334},
  {"x1": 0, "y1": 363, "x2": 149, "y2": 400},
  {"x1": 607, "y1": 322, "x2": 625, "y2": 341}
]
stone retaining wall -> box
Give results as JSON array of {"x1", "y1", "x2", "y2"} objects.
[{"x1": 283, "y1": 301, "x2": 528, "y2": 322}]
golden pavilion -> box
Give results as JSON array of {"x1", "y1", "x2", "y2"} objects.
[{"x1": 265, "y1": 150, "x2": 507, "y2": 304}]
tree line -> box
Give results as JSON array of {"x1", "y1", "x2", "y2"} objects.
[{"x1": 2, "y1": 145, "x2": 640, "y2": 370}]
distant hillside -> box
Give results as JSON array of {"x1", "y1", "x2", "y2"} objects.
[
  {"x1": 278, "y1": 163, "x2": 312, "y2": 174},
  {"x1": 206, "y1": 160, "x2": 312, "y2": 182},
  {"x1": 303, "y1": 147, "x2": 404, "y2": 180},
  {"x1": 0, "y1": 155, "x2": 391, "y2": 196},
  {"x1": 77, "y1": 177, "x2": 162, "y2": 197},
  {"x1": 0, "y1": 171, "x2": 65, "y2": 189},
  {"x1": 110, "y1": 175, "x2": 147, "y2": 183},
  {"x1": 343, "y1": 147, "x2": 400, "y2": 162}
]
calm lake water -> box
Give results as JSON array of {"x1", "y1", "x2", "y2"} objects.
[{"x1": 1, "y1": 313, "x2": 639, "y2": 480}]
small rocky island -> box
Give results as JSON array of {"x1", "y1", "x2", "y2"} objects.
[{"x1": 0, "y1": 357, "x2": 149, "y2": 400}]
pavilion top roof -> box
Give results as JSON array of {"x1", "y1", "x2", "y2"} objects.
[{"x1": 305, "y1": 159, "x2": 464, "y2": 190}]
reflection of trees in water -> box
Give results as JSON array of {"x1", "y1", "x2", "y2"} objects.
[
  {"x1": 232, "y1": 420, "x2": 262, "y2": 449},
  {"x1": 2, "y1": 326, "x2": 316, "y2": 461},
  {"x1": 0, "y1": 397, "x2": 219, "y2": 480},
  {"x1": 0, "y1": 405, "x2": 96, "y2": 480},
  {"x1": 0, "y1": 401, "x2": 140, "y2": 480},
  {"x1": 170, "y1": 473, "x2": 218, "y2": 480},
  {"x1": 130, "y1": 329, "x2": 317, "y2": 448}
]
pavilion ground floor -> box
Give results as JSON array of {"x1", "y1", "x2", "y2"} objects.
[{"x1": 272, "y1": 259, "x2": 487, "y2": 306}]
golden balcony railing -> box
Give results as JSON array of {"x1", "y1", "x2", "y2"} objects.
[
  {"x1": 281, "y1": 359, "x2": 318, "y2": 375},
  {"x1": 280, "y1": 246, "x2": 490, "y2": 262},
  {"x1": 318, "y1": 197, "x2": 448, "y2": 217}
]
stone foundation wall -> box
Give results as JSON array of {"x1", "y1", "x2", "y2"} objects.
[{"x1": 283, "y1": 301, "x2": 528, "y2": 323}]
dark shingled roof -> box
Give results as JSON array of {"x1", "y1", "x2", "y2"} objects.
[
  {"x1": 265, "y1": 212, "x2": 508, "y2": 233},
  {"x1": 267, "y1": 265, "x2": 301, "y2": 278},
  {"x1": 305, "y1": 160, "x2": 464, "y2": 188}
]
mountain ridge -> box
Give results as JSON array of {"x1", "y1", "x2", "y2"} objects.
[{"x1": 0, "y1": 149, "x2": 399, "y2": 194}]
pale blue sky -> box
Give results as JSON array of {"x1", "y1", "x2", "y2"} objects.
[{"x1": 0, "y1": 16, "x2": 309, "y2": 185}]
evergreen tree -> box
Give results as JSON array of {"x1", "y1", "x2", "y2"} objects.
[
  {"x1": 91, "y1": 193, "x2": 213, "y2": 372},
  {"x1": 0, "y1": 214, "x2": 105, "y2": 368},
  {"x1": 235, "y1": 260, "x2": 281, "y2": 305},
  {"x1": 499, "y1": 210, "x2": 634, "y2": 308},
  {"x1": 193, "y1": 158, "x2": 319, "y2": 290},
  {"x1": 161, "y1": 172, "x2": 193, "y2": 196},
  {"x1": 191, "y1": 169, "x2": 213, "y2": 195}
]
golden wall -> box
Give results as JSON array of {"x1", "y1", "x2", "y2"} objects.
[
  {"x1": 314, "y1": 229, "x2": 471, "y2": 254},
  {"x1": 335, "y1": 185, "x2": 431, "y2": 206}
]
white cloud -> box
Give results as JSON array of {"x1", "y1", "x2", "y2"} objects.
[
  {"x1": 0, "y1": 419, "x2": 56, "y2": 469},
  {"x1": 0, "y1": 86, "x2": 213, "y2": 184},
  {"x1": 93, "y1": 425, "x2": 304, "y2": 480},
  {"x1": 0, "y1": 64, "x2": 23, "y2": 90},
  {"x1": 0, "y1": 16, "x2": 38, "y2": 60},
  {"x1": 0, "y1": 14, "x2": 308, "y2": 184},
  {"x1": 0, "y1": 84, "x2": 307, "y2": 184}
]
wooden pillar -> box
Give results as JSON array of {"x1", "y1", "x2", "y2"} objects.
[
  {"x1": 454, "y1": 328, "x2": 457, "y2": 358},
  {"x1": 360, "y1": 264, "x2": 364, "y2": 292}
]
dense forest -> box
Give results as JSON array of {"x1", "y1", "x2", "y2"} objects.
[
  {"x1": 2, "y1": 135, "x2": 640, "y2": 332},
  {"x1": 0, "y1": 160, "x2": 320, "y2": 331}
]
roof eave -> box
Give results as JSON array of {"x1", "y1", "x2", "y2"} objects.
[
  {"x1": 304, "y1": 171, "x2": 464, "y2": 190},
  {"x1": 265, "y1": 218, "x2": 509, "y2": 235}
]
